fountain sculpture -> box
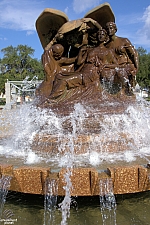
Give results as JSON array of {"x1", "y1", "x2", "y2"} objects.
[{"x1": 0, "y1": 1, "x2": 150, "y2": 207}]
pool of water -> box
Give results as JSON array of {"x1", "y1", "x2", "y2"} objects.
[
  {"x1": 0, "y1": 98, "x2": 150, "y2": 224},
  {"x1": 1, "y1": 191, "x2": 150, "y2": 225}
]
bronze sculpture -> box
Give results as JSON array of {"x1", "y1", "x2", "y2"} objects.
[
  {"x1": 35, "y1": 3, "x2": 138, "y2": 106},
  {"x1": 105, "y1": 21, "x2": 138, "y2": 94},
  {"x1": 35, "y1": 43, "x2": 77, "y2": 100}
]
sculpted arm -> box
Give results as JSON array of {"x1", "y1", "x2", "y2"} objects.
[
  {"x1": 57, "y1": 56, "x2": 77, "y2": 66},
  {"x1": 76, "y1": 46, "x2": 88, "y2": 66},
  {"x1": 123, "y1": 38, "x2": 139, "y2": 70},
  {"x1": 41, "y1": 49, "x2": 54, "y2": 80}
]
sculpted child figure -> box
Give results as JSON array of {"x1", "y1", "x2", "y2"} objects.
[{"x1": 36, "y1": 44, "x2": 77, "y2": 99}]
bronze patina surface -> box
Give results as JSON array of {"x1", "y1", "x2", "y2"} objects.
[{"x1": 35, "y1": 2, "x2": 138, "y2": 106}]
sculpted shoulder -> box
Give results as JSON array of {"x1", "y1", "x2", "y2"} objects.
[{"x1": 114, "y1": 36, "x2": 132, "y2": 47}]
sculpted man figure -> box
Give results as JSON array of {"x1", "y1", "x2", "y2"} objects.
[{"x1": 105, "y1": 22, "x2": 139, "y2": 94}]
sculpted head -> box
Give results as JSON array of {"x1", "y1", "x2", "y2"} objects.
[
  {"x1": 97, "y1": 28, "x2": 107, "y2": 43},
  {"x1": 106, "y1": 22, "x2": 117, "y2": 36},
  {"x1": 52, "y1": 44, "x2": 64, "y2": 60}
]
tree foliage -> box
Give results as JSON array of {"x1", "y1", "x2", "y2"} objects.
[
  {"x1": 136, "y1": 47, "x2": 150, "y2": 89},
  {"x1": 0, "y1": 45, "x2": 44, "y2": 93},
  {"x1": 0, "y1": 45, "x2": 150, "y2": 93}
]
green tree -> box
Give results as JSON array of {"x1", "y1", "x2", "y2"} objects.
[
  {"x1": 0, "y1": 45, "x2": 44, "y2": 93},
  {"x1": 136, "y1": 47, "x2": 150, "y2": 89}
]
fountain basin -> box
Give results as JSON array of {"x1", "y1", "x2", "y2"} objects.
[
  {"x1": 1, "y1": 163, "x2": 150, "y2": 195},
  {"x1": 1, "y1": 96, "x2": 150, "y2": 197}
]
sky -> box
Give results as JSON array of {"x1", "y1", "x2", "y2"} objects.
[{"x1": 0, "y1": 0, "x2": 150, "y2": 60}]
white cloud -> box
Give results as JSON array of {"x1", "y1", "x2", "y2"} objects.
[
  {"x1": 116, "y1": 13, "x2": 141, "y2": 26},
  {"x1": 26, "y1": 31, "x2": 34, "y2": 36},
  {"x1": 0, "y1": 0, "x2": 43, "y2": 31},
  {"x1": 141, "y1": 5, "x2": 150, "y2": 39},
  {"x1": 73, "y1": 0, "x2": 101, "y2": 14},
  {"x1": 132, "y1": 5, "x2": 150, "y2": 50},
  {"x1": 0, "y1": 36, "x2": 7, "y2": 41},
  {"x1": 64, "y1": 7, "x2": 69, "y2": 15},
  {"x1": 115, "y1": 6, "x2": 150, "y2": 51}
]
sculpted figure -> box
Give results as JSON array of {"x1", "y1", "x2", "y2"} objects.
[
  {"x1": 48, "y1": 43, "x2": 101, "y2": 100},
  {"x1": 36, "y1": 17, "x2": 139, "y2": 105},
  {"x1": 93, "y1": 29, "x2": 118, "y2": 88},
  {"x1": 36, "y1": 18, "x2": 102, "y2": 101},
  {"x1": 105, "y1": 22, "x2": 139, "y2": 94},
  {"x1": 48, "y1": 28, "x2": 118, "y2": 101},
  {"x1": 35, "y1": 3, "x2": 139, "y2": 107},
  {"x1": 36, "y1": 44, "x2": 77, "y2": 99}
]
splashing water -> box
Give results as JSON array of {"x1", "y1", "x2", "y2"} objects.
[
  {"x1": 44, "y1": 178, "x2": 58, "y2": 225},
  {"x1": 0, "y1": 97, "x2": 150, "y2": 169},
  {"x1": 99, "y1": 178, "x2": 117, "y2": 225},
  {"x1": 58, "y1": 105, "x2": 86, "y2": 225},
  {"x1": 59, "y1": 168, "x2": 72, "y2": 225},
  {"x1": 0, "y1": 175, "x2": 12, "y2": 218},
  {"x1": 0, "y1": 96, "x2": 150, "y2": 224}
]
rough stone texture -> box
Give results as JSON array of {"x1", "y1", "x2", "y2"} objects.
[
  {"x1": 58, "y1": 168, "x2": 98, "y2": 196},
  {"x1": 107, "y1": 165, "x2": 148, "y2": 194},
  {"x1": 90, "y1": 169, "x2": 99, "y2": 195},
  {"x1": 10, "y1": 166, "x2": 50, "y2": 194},
  {"x1": 0, "y1": 164, "x2": 13, "y2": 176},
  {"x1": 146, "y1": 167, "x2": 150, "y2": 191},
  {"x1": 0, "y1": 164, "x2": 150, "y2": 195},
  {"x1": 138, "y1": 166, "x2": 148, "y2": 191},
  {"x1": 112, "y1": 166, "x2": 138, "y2": 194}
]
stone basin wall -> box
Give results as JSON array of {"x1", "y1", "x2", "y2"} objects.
[{"x1": 0, "y1": 164, "x2": 150, "y2": 195}]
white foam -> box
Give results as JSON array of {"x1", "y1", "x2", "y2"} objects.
[
  {"x1": 89, "y1": 151, "x2": 101, "y2": 166},
  {"x1": 25, "y1": 151, "x2": 42, "y2": 164},
  {"x1": 123, "y1": 151, "x2": 136, "y2": 162},
  {"x1": 0, "y1": 100, "x2": 150, "y2": 167}
]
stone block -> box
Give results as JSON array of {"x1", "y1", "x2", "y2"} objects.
[
  {"x1": 58, "y1": 168, "x2": 97, "y2": 196},
  {"x1": 107, "y1": 165, "x2": 148, "y2": 194},
  {"x1": 90, "y1": 169, "x2": 98, "y2": 195},
  {"x1": 10, "y1": 169, "x2": 23, "y2": 192},
  {"x1": 0, "y1": 164, "x2": 13, "y2": 176},
  {"x1": 10, "y1": 166, "x2": 50, "y2": 194},
  {"x1": 146, "y1": 167, "x2": 150, "y2": 191},
  {"x1": 138, "y1": 165, "x2": 148, "y2": 191}
]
